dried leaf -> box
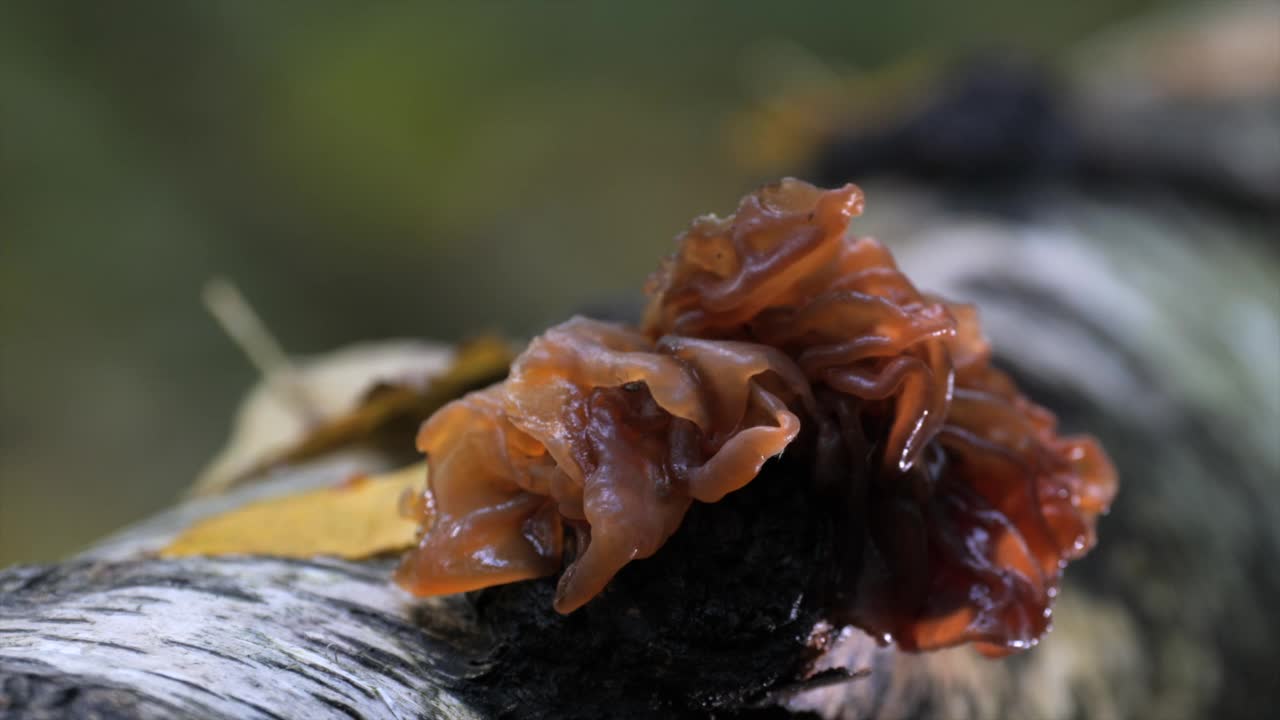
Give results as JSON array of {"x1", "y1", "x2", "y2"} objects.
[
  {"x1": 163, "y1": 463, "x2": 425, "y2": 560},
  {"x1": 271, "y1": 336, "x2": 514, "y2": 469},
  {"x1": 192, "y1": 336, "x2": 513, "y2": 496}
]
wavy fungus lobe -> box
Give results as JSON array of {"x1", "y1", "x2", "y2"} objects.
[
  {"x1": 397, "y1": 179, "x2": 1116, "y2": 656},
  {"x1": 396, "y1": 317, "x2": 808, "y2": 613}
]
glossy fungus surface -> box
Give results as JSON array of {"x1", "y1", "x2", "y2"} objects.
[
  {"x1": 396, "y1": 318, "x2": 808, "y2": 613},
  {"x1": 397, "y1": 179, "x2": 1117, "y2": 655}
]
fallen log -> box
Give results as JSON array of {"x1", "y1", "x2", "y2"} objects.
[
  {"x1": 0, "y1": 454, "x2": 489, "y2": 720},
  {"x1": 4, "y1": 7, "x2": 1278, "y2": 715},
  {"x1": 1, "y1": 449, "x2": 834, "y2": 720}
]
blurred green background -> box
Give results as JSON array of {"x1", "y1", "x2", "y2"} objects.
[{"x1": 0, "y1": 0, "x2": 1176, "y2": 565}]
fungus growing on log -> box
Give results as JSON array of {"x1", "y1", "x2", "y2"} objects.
[
  {"x1": 396, "y1": 318, "x2": 809, "y2": 613},
  {"x1": 396, "y1": 178, "x2": 1117, "y2": 657}
]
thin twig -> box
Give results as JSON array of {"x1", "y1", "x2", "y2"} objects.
[{"x1": 202, "y1": 277, "x2": 322, "y2": 425}]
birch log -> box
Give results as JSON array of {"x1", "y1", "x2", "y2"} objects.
[
  {"x1": 3, "y1": 6, "x2": 1278, "y2": 715},
  {"x1": 4, "y1": 195, "x2": 1279, "y2": 720},
  {"x1": 4, "y1": 175, "x2": 1275, "y2": 719},
  {"x1": 0, "y1": 453, "x2": 488, "y2": 720},
  {"x1": 0, "y1": 445, "x2": 831, "y2": 720}
]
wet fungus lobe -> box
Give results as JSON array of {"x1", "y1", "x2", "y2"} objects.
[
  {"x1": 397, "y1": 318, "x2": 807, "y2": 614},
  {"x1": 396, "y1": 178, "x2": 1117, "y2": 656}
]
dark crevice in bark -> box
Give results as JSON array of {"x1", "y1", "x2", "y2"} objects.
[{"x1": 0, "y1": 658, "x2": 209, "y2": 720}]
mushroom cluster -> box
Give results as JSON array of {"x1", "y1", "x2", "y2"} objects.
[{"x1": 396, "y1": 179, "x2": 1116, "y2": 656}]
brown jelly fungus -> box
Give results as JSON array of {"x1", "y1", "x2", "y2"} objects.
[{"x1": 396, "y1": 179, "x2": 1117, "y2": 656}]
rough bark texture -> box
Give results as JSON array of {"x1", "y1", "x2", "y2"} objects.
[
  {"x1": 0, "y1": 556, "x2": 481, "y2": 720},
  {"x1": 4, "y1": 178, "x2": 1278, "y2": 719},
  {"x1": 0, "y1": 454, "x2": 478, "y2": 720},
  {"x1": 0, "y1": 451, "x2": 834, "y2": 720},
  {"x1": 4, "y1": 12, "x2": 1278, "y2": 713},
  {"x1": 3, "y1": 182, "x2": 1277, "y2": 720}
]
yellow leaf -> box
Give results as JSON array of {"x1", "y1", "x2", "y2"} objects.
[{"x1": 162, "y1": 463, "x2": 426, "y2": 560}]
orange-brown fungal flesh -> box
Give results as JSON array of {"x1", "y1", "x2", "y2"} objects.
[
  {"x1": 397, "y1": 178, "x2": 1117, "y2": 656},
  {"x1": 395, "y1": 318, "x2": 805, "y2": 613}
]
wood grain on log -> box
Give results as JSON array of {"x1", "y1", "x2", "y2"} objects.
[
  {"x1": 0, "y1": 447, "x2": 833, "y2": 720},
  {"x1": 1, "y1": 454, "x2": 487, "y2": 720}
]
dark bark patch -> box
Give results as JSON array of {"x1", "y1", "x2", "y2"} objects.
[
  {"x1": 162, "y1": 639, "x2": 253, "y2": 667},
  {"x1": 442, "y1": 459, "x2": 833, "y2": 719},
  {"x1": 78, "y1": 606, "x2": 145, "y2": 616},
  {"x1": 0, "y1": 657, "x2": 210, "y2": 720},
  {"x1": 36, "y1": 635, "x2": 147, "y2": 655},
  {"x1": 310, "y1": 693, "x2": 365, "y2": 720},
  {"x1": 255, "y1": 658, "x2": 363, "y2": 702},
  {"x1": 141, "y1": 670, "x2": 226, "y2": 698}
]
